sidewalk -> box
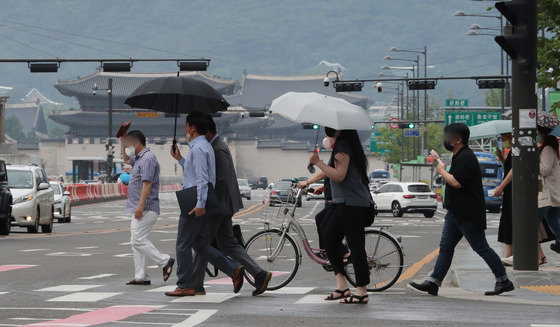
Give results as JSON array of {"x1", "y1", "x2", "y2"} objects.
[{"x1": 442, "y1": 238, "x2": 560, "y2": 306}]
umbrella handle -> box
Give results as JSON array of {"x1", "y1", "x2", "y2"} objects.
[
  {"x1": 172, "y1": 139, "x2": 177, "y2": 156},
  {"x1": 307, "y1": 163, "x2": 315, "y2": 174}
]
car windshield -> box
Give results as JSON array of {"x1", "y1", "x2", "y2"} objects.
[
  {"x1": 8, "y1": 170, "x2": 34, "y2": 189},
  {"x1": 371, "y1": 171, "x2": 389, "y2": 179},
  {"x1": 238, "y1": 179, "x2": 249, "y2": 186},
  {"x1": 274, "y1": 181, "x2": 291, "y2": 190},
  {"x1": 50, "y1": 184, "x2": 61, "y2": 194},
  {"x1": 408, "y1": 184, "x2": 431, "y2": 193}
]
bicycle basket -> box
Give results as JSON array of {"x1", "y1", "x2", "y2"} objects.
[{"x1": 260, "y1": 190, "x2": 297, "y2": 227}]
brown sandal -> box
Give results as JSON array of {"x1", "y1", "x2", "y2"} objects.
[{"x1": 539, "y1": 256, "x2": 547, "y2": 265}]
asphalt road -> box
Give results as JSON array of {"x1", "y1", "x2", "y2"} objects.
[{"x1": 1, "y1": 191, "x2": 558, "y2": 326}]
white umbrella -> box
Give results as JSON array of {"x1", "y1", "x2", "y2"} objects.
[
  {"x1": 270, "y1": 92, "x2": 373, "y2": 130},
  {"x1": 469, "y1": 120, "x2": 512, "y2": 140}
]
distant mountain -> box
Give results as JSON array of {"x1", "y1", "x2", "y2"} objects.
[{"x1": 0, "y1": 0, "x2": 503, "y2": 109}]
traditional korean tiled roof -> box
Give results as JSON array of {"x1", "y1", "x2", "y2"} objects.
[
  {"x1": 21, "y1": 88, "x2": 60, "y2": 105},
  {"x1": 5, "y1": 102, "x2": 48, "y2": 135},
  {"x1": 54, "y1": 70, "x2": 240, "y2": 110},
  {"x1": 225, "y1": 73, "x2": 368, "y2": 111}
]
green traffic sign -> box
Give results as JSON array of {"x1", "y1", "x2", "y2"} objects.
[
  {"x1": 446, "y1": 99, "x2": 469, "y2": 107},
  {"x1": 370, "y1": 131, "x2": 390, "y2": 154},
  {"x1": 445, "y1": 110, "x2": 501, "y2": 127}
]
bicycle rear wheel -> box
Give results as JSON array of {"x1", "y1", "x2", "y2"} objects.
[
  {"x1": 244, "y1": 229, "x2": 300, "y2": 290},
  {"x1": 344, "y1": 229, "x2": 404, "y2": 292}
]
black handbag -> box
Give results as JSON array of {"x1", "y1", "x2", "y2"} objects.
[
  {"x1": 364, "y1": 195, "x2": 377, "y2": 227},
  {"x1": 175, "y1": 182, "x2": 218, "y2": 216}
]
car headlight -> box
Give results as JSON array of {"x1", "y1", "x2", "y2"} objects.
[{"x1": 13, "y1": 195, "x2": 33, "y2": 205}]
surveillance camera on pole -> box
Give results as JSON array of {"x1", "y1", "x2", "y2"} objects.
[
  {"x1": 376, "y1": 82, "x2": 383, "y2": 92},
  {"x1": 323, "y1": 76, "x2": 330, "y2": 87}
]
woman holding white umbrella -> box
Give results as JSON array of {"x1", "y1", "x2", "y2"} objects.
[{"x1": 271, "y1": 92, "x2": 373, "y2": 304}]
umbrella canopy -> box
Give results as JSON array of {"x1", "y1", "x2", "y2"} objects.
[
  {"x1": 469, "y1": 120, "x2": 512, "y2": 140},
  {"x1": 270, "y1": 92, "x2": 373, "y2": 130},
  {"x1": 125, "y1": 76, "x2": 230, "y2": 145},
  {"x1": 502, "y1": 110, "x2": 560, "y2": 130}
]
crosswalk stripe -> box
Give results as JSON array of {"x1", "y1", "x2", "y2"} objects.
[
  {"x1": 47, "y1": 292, "x2": 121, "y2": 302},
  {"x1": 171, "y1": 292, "x2": 238, "y2": 303},
  {"x1": 78, "y1": 274, "x2": 115, "y2": 280},
  {"x1": 36, "y1": 285, "x2": 103, "y2": 292}
]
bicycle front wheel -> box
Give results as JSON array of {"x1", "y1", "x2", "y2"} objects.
[
  {"x1": 244, "y1": 229, "x2": 300, "y2": 290},
  {"x1": 344, "y1": 229, "x2": 404, "y2": 292}
]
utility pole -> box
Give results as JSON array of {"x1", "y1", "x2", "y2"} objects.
[
  {"x1": 0, "y1": 96, "x2": 8, "y2": 144},
  {"x1": 496, "y1": 0, "x2": 538, "y2": 270},
  {"x1": 423, "y1": 47, "x2": 428, "y2": 156},
  {"x1": 93, "y1": 78, "x2": 114, "y2": 183}
]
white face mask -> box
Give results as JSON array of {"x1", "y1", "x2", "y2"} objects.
[
  {"x1": 185, "y1": 127, "x2": 194, "y2": 143},
  {"x1": 322, "y1": 137, "x2": 334, "y2": 149},
  {"x1": 125, "y1": 146, "x2": 136, "y2": 157}
]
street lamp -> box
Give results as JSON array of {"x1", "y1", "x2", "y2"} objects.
[
  {"x1": 467, "y1": 30, "x2": 499, "y2": 36},
  {"x1": 470, "y1": 24, "x2": 500, "y2": 31}
]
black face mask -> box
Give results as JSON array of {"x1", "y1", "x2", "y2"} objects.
[{"x1": 443, "y1": 140, "x2": 454, "y2": 151}]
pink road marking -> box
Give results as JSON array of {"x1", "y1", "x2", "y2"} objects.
[
  {"x1": 0, "y1": 265, "x2": 38, "y2": 272},
  {"x1": 23, "y1": 305, "x2": 161, "y2": 327},
  {"x1": 205, "y1": 271, "x2": 290, "y2": 285}
]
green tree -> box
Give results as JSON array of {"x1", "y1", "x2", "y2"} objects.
[
  {"x1": 537, "y1": 0, "x2": 560, "y2": 88},
  {"x1": 374, "y1": 123, "x2": 445, "y2": 164},
  {"x1": 5, "y1": 116, "x2": 25, "y2": 140},
  {"x1": 484, "y1": 89, "x2": 502, "y2": 107}
]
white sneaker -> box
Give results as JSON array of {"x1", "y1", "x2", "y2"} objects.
[{"x1": 501, "y1": 256, "x2": 513, "y2": 266}]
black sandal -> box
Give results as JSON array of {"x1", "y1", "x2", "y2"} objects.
[
  {"x1": 162, "y1": 258, "x2": 175, "y2": 281},
  {"x1": 126, "y1": 280, "x2": 151, "y2": 285},
  {"x1": 341, "y1": 294, "x2": 369, "y2": 304},
  {"x1": 325, "y1": 288, "x2": 350, "y2": 301}
]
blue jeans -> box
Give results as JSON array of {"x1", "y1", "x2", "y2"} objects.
[
  {"x1": 428, "y1": 210, "x2": 508, "y2": 286},
  {"x1": 176, "y1": 213, "x2": 239, "y2": 289},
  {"x1": 539, "y1": 206, "x2": 560, "y2": 243}
]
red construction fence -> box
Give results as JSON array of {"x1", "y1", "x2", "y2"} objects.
[{"x1": 64, "y1": 183, "x2": 182, "y2": 204}]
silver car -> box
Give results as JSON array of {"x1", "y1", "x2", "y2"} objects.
[
  {"x1": 238, "y1": 179, "x2": 252, "y2": 200},
  {"x1": 50, "y1": 181, "x2": 71, "y2": 223}
]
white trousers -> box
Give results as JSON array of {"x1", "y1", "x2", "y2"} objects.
[{"x1": 130, "y1": 211, "x2": 170, "y2": 280}]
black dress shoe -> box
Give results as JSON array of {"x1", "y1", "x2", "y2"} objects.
[
  {"x1": 484, "y1": 279, "x2": 514, "y2": 296},
  {"x1": 409, "y1": 281, "x2": 438, "y2": 296},
  {"x1": 252, "y1": 271, "x2": 272, "y2": 296},
  {"x1": 551, "y1": 242, "x2": 560, "y2": 254}
]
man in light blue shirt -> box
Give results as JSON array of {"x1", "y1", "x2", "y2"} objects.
[{"x1": 165, "y1": 113, "x2": 244, "y2": 297}]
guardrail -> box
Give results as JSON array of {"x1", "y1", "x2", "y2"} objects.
[{"x1": 63, "y1": 183, "x2": 182, "y2": 204}]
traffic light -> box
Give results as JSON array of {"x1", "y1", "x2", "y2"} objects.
[
  {"x1": 398, "y1": 123, "x2": 415, "y2": 129},
  {"x1": 477, "y1": 79, "x2": 506, "y2": 89},
  {"x1": 302, "y1": 123, "x2": 319, "y2": 130},
  {"x1": 408, "y1": 80, "x2": 436, "y2": 90},
  {"x1": 495, "y1": 0, "x2": 535, "y2": 66},
  {"x1": 334, "y1": 82, "x2": 363, "y2": 92}
]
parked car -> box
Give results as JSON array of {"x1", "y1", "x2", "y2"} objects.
[
  {"x1": 249, "y1": 177, "x2": 268, "y2": 190},
  {"x1": 8, "y1": 165, "x2": 55, "y2": 233},
  {"x1": 371, "y1": 182, "x2": 437, "y2": 218},
  {"x1": 237, "y1": 179, "x2": 252, "y2": 200},
  {"x1": 0, "y1": 160, "x2": 12, "y2": 235},
  {"x1": 50, "y1": 181, "x2": 71, "y2": 223},
  {"x1": 266, "y1": 181, "x2": 302, "y2": 207},
  {"x1": 306, "y1": 180, "x2": 325, "y2": 201}
]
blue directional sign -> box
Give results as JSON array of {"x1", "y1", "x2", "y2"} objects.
[{"x1": 404, "y1": 130, "x2": 421, "y2": 137}]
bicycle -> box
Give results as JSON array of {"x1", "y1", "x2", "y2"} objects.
[{"x1": 243, "y1": 179, "x2": 404, "y2": 292}]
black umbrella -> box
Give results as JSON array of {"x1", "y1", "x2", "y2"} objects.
[{"x1": 125, "y1": 74, "x2": 230, "y2": 152}]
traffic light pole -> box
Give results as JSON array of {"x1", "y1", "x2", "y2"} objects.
[
  {"x1": 508, "y1": 0, "x2": 539, "y2": 271},
  {"x1": 107, "y1": 78, "x2": 113, "y2": 183}
]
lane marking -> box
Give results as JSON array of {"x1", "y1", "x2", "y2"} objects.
[
  {"x1": 75, "y1": 246, "x2": 99, "y2": 249},
  {"x1": 395, "y1": 247, "x2": 439, "y2": 284},
  {"x1": 25, "y1": 305, "x2": 160, "y2": 326},
  {"x1": 114, "y1": 253, "x2": 133, "y2": 257},
  {"x1": 171, "y1": 293, "x2": 237, "y2": 303},
  {"x1": 46, "y1": 252, "x2": 93, "y2": 257},
  {"x1": 47, "y1": 292, "x2": 122, "y2": 302},
  {"x1": 0, "y1": 265, "x2": 37, "y2": 272},
  {"x1": 78, "y1": 274, "x2": 115, "y2": 280},
  {"x1": 172, "y1": 309, "x2": 217, "y2": 327},
  {"x1": 300, "y1": 202, "x2": 320, "y2": 221},
  {"x1": 20, "y1": 249, "x2": 50, "y2": 252},
  {"x1": 265, "y1": 287, "x2": 315, "y2": 294},
  {"x1": 37, "y1": 285, "x2": 103, "y2": 292}
]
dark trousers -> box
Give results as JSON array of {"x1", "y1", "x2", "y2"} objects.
[
  {"x1": 316, "y1": 202, "x2": 348, "y2": 256},
  {"x1": 428, "y1": 210, "x2": 508, "y2": 286},
  {"x1": 192, "y1": 213, "x2": 264, "y2": 289},
  {"x1": 176, "y1": 213, "x2": 239, "y2": 289},
  {"x1": 539, "y1": 206, "x2": 560, "y2": 243},
  {"x1": 324, "y1": 203, "x2": 370, "y2": 287}
]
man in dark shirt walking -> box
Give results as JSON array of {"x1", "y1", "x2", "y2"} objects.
[{"x1": 410, "y1": 123, "x2": 514, "y2": 296}]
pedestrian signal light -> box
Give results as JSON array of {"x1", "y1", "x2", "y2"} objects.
[{"x1": 312, "y1": 124, "x2": 319, "y2": 130}]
